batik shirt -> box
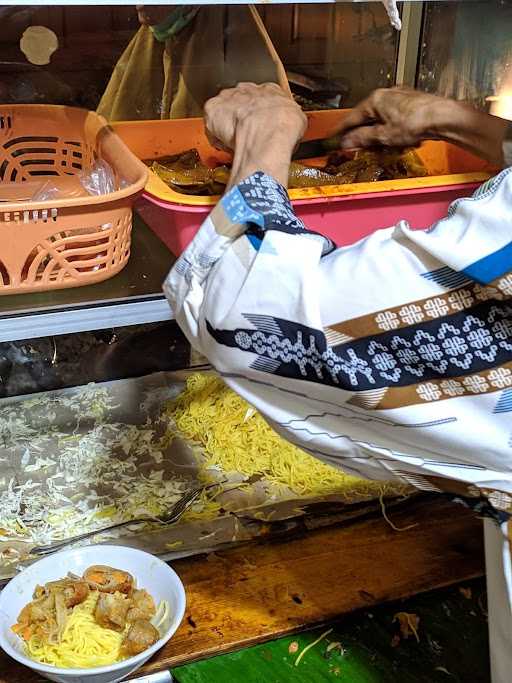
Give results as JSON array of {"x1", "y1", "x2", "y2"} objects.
[{"x1": 164, "y1": 167, "x2": 512, "y2": 519}]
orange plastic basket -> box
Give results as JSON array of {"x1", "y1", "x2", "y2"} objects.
[{"x1": 0, "y1": 105, "x2": 148, "y2": 295}]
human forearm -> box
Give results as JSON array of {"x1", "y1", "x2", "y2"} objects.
[
  {"x1": 228, "y1": 124, "x2": 296, "y2": 189},
  {"x1": 430, "y1": 99, "x2": 509, "y2": 165}
]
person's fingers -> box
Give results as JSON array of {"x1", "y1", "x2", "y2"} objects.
[
  {"x1": 205, "y1": 128, "x2": 232, "y2": 153},
  {"x1": 260, "y1": 82, "x2": 284, "y2": 93},
  {"x1": 236, "y1": 82, "x2": 259, "y2": 91},
  {"x1": 205, "y1": 81, "x2": 305, "y2": 154},
  {"x1": 335, "y1": 105, "x2": 376, "y2": 136},
  {"x1": 340, "y1": 124, "x2": 395, "y2": 149},
  {"x1": 215, "y1": 87, "x2": 239, "y2": 100},
  {"x1": 203, "y1": 100, "x2": 217, "y2": 122},
  {"x1": 204, "y1": 95, "x2": 228, "y2": 118}
]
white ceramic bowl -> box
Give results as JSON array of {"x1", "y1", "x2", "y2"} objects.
[{"x1": 0, "y1": 545, "x2": 186, "y2": 683}]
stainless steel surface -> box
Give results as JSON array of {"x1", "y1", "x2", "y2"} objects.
[
  {"x1": 0, "y1": 213, "x2": 176, "y2": 342},
  {"x1": 0, "y1": 370, "x2": 401, "y2": 585},
  {"x1": 32, "y1": 483, "x2": 220, "y2": 556}
]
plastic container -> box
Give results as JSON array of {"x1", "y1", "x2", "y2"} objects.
[
  {"x1": 112, "y1": 110, "x2": 495, "y2": 256},
  {"x1": 0, "y1": 105, "x2": 148, "y2": 294}
]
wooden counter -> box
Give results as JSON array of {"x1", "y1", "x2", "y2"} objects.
[{"x1": 0, "y1": 496, "x2": 485, "y2": 682}]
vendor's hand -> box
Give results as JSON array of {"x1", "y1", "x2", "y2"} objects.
[
  {"x1": 337, "y1": 86, "x2": 508, "y2": 165},
  {"x1": 204, "y1": 82, "x2": 307, "y2": 188},
  {"x1": 337, "y1": 87, "x2": 453, "y2": 149}
]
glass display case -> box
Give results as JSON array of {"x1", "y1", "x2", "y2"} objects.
[
  {"x1": 0, "y1": 0, "x2": 509, "y2": 345},
  {"x1": 2, "y1": 2, "x2": 511, "y2": 117},
  {"x1": 0, "y1": 3, "x2": 400, "y2": 114},
  {"x1": 418, "y1": 0, "x2": 512, "y2": 113}
]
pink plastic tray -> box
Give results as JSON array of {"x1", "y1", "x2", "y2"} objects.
[
  {"x1": 136, "y1": 180, "x2": 482, "y2": 256},
  {"x1": 112, "y1": 112, "x2": 494, "y2": 256}
]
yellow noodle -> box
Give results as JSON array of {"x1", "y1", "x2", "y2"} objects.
[
  {"x1": 25, "y1": 592, "x2": 125, "y2": 668},
  {"x1": 165, "y1": 374, "x2": 407, "y2": 500}
]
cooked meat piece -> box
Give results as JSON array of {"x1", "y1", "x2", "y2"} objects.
[
  {"x1": 324, "y1": 150, "x2": 355, "y2": 174},
  {"x1": 26, "y1": 594, "x2": 55, "y2": 623},
  {"x1": 396, "y1": 149, "x2": 428, "y2": 178},
  {"x1": 122, "y1": 619, "x2": 160, "y2": 656},
  {"x1": 16, "y1": 583, "x2": 82, "y2": 641},
  {"x1": 288, "y1": 162, "x2": 342, "y2": 189},
  {"x1": 323, "y1": 155, "x2": 365, "y2": 180},
  {"x1": 33, "y1": 584, "x2": 46, "y2": 600},
  {"x1": 127, "y1": 589, "x2": 156, "y2": 623},
  {"x1": 62, "y1": 580, "x2": 89, "y2": 607},
  {"x1": 83, "y1": 565, "x2": 134, "y2": 594},
  {"x1": 323, "y1": 147, "x2": 428, "y2": 183},
  {"x1": 14, "y1": 593, "x2": 56, "y2": 641},
  {"x1": 54, "y1": 592, "x2": 68, "y2": 631},
  {"x1": 356, "y1": 164, "x2": 385, "y2": 182},
  {"x1": 151, "y1": 157, "x2": 231, "y2": 197},
  {"x1": 94, "y1": 591, "x2": 131, "y2": 631},
  {"x1": 332, "y1": 159, "x2": 365, "y2": 183},
  {"x1": 152, "y1": 162, "x2": 211, "y2": 188},
  {"x1": 149, "y1": 149, "x2": 203, "y2": 170},
  {"x1": 43, "y1": 578, "x2": 90, "y2": 607},
  {"x1": 17, "y1": 603, "x2": 34, "y2": 627}
]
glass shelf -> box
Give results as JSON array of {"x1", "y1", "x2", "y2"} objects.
[{"x1": 0, "y1": 214, "x2": 175, "y2": 342}]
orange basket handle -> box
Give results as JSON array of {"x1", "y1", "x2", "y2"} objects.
[{"x1": 96, "y1": 124, "x2": 148, "y2": 188}]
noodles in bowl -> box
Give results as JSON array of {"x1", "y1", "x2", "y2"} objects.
[
  {"x1": 27, "y1": 591, "x2": 127, "y2": 668},
  {"x1": 14, "y1": 565, "x2": 169, "y2": 668},
  {"x1": 0, "y1": 545, "x2": 186, "y2": 683}
]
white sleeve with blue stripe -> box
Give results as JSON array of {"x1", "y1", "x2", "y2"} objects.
[{"x1": 165, "y1": 169, "x2": 512, "y2": 516}]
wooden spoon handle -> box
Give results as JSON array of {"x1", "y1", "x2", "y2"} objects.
[{"x1": 248, "y1": 5, "x2": 292, "y2": 98}]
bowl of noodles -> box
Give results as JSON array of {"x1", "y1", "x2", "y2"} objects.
[{"x1": 0, "y1": 545, "x2": 186, "y2": 682}]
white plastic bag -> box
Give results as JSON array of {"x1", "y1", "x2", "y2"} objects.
[
  {"x1": 30, "y1": 180, "x2": 66, "y2": 202},
  {"x1": 79, "y1": 159, "x2": 117, "y2": 196},
  {"x1": 382, "y1": 0, "x2": 401, "y2": 30},
  {"x1": 30, "y1": 160, "x2": 117, "y2": 202}
]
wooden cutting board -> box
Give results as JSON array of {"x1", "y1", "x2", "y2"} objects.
[{"x1": 0, "y1": 496, "x2": 484, "y2": 682}]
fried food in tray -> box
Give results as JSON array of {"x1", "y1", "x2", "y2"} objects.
[
  {"x1": 324, "y1": 148, "x2": 429, "y2": 182},
  {"x1": 148, "y1": 149, "x2": 230, "y2": 196},
  {"x1": 149, "y1": 146, "x2": 428, "y2": 195}
]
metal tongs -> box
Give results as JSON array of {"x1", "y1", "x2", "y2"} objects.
[{"x1": 32, "y1": 482, "x2": 223, "y2": 556}]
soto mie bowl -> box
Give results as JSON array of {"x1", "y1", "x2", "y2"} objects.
[{"x1": 0, "y1": 545, "x2": 186, "y2": 683}]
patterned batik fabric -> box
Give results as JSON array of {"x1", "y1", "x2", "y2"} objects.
[{"x1": 164, "y1": 168, "x2": 512, "y2": 512}]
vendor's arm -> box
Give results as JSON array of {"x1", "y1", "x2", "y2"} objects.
[
  {"x1": 165, "y1": 83, "x2": 512, "y2": 503},
  {"x1": 336, "y1": 87, "x2": 509, "y2": 165}
]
